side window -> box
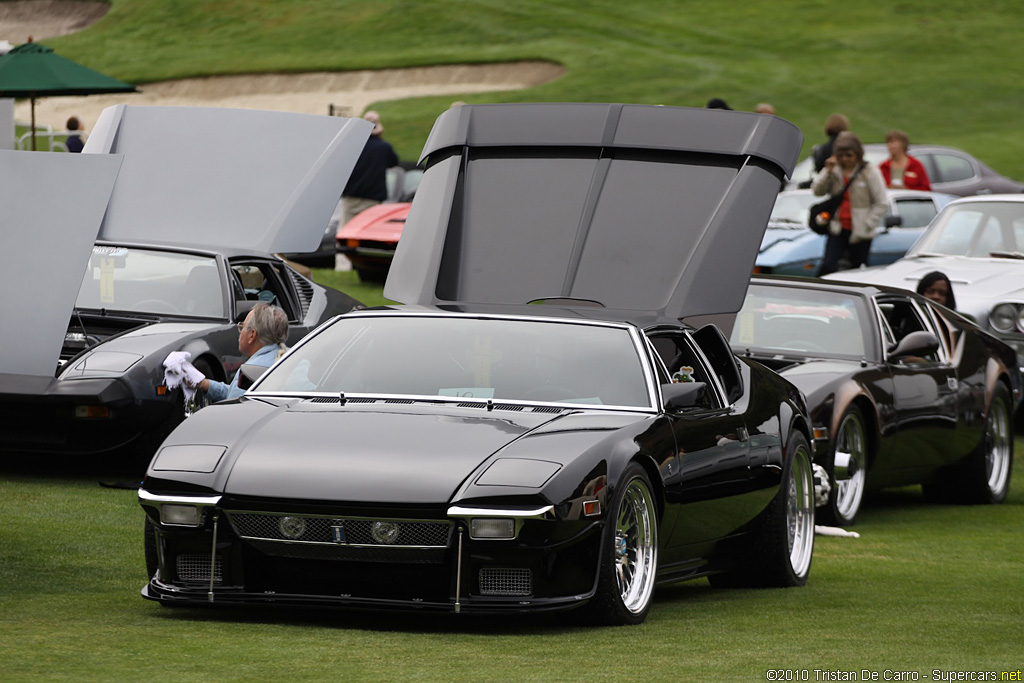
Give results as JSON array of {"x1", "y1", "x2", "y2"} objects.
[
  {"x1": 647, "y1": 332, "x2": 723, "y2": 408},
  {"x1": 878, "y1": 298, "x2": 939, "y2": 363},
  {"x1": 231, "y1": 262, "x2": 295, "y2": 319},
  {"x1": 930, "y1": 152, "x2": 976, "y2": 184},
  {"x1": 893, "y1": 198, "x2": 940, "y2": 228}
]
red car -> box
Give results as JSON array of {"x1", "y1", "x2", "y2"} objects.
[{"x1": 336, "y1": 201, "x2": 411, "y2": 282}]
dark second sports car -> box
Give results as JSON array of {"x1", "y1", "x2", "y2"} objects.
[
  {"x1": 0, "y1": 106, "x2": 370, "y2": 464},
  {"x1": 730, "y1": 275, "x2": 1021, "y2": 525},
  {"x1": 139, "y1": 103, "x2": 815, "y2": 625}
]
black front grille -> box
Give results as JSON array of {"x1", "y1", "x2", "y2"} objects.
[{"x1": 227, "y1": 512, "x2": 451, "y2": 547}]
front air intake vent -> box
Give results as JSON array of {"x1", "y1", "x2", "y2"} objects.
[{"x1": 479, "y1": 567, "x2": 532, "y2": 596}]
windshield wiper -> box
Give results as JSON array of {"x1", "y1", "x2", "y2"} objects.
[{"x1": 989, "y1": 250, "x2": 1024, "y2": 260}]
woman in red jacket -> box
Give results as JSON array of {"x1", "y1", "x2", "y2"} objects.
[{"x1": 879, "y1": 129, "x2": 931, "y2": 190}]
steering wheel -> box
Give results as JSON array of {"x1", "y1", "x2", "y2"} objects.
[
  {"x1": 521, "y1": 385, "x2": 576, "y2": 402},
  {"x1": 131, "y1": 299, "x2": 182, "y2": 314}
]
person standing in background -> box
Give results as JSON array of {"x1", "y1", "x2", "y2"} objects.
[
  {"x1": 813, "y1": 131, "x2": 888, "y2": 277},
  {"x1": 340, "y1": 110, "x2": 399, "y2": 226},
  {"x1": 65, "y1": 116, "x2": 84, "y2": 153},
  {"x1": 812, "y1": 113, "x2": 850, "y2": 173},
  {"x1": 880, "y1": 129, "x2": 931, "y2": 191},
  {"x1": 917, "y1": 271, "x2": 956, "y2": 310}
]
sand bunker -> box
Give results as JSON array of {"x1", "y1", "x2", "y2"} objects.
[{"x1": 2, "y1": 1, "x2": 563, "y2": 134}]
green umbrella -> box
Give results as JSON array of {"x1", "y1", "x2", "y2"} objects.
[{"x1": 0, "y1": 42, "x2": 138, "y2": 150}]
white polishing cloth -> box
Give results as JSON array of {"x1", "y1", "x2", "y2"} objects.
[{"x1": 163, "y1": 351, "x2": 207, "y2": 403}]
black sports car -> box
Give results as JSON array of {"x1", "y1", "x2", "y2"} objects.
[
  {"x1": 0, "y1": 106, "x2": 370, "y2": 463},
  {"x1": 139, "y1": 103, "x2": 814, "y2": 625},
  {"x1": 731, "y1": 275, "x2": 1021, "y2": 525}
]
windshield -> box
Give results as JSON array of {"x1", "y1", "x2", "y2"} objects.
[
  {"x1": 76, "y1": 246, "x2": 226, "y2": 318},
  {"x1": 770, "y1": 193, "x2": 817, "y2": 224},
  {"x1": 909, "y1": 200, "x2": 1024, "y2": 257},
  {"x1": 731, "y1": 284, "x2": 875, "y2": 359},
  {"x1": 257, "y1": 315, "x2": 653, "y2": 408}
]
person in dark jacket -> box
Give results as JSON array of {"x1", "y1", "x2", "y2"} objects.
[
  {"x1": 65, "y1": 116, "x2": 84, "y2": 153},
  {"x1": 812, "y1": 113, "x2": 850, "y2": 173},
  {"x1": 341, "y1": 110, "x2": 399, "y2": 226}
]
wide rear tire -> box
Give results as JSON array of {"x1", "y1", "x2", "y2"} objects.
[
  {"x1": 709, "y1": 431, "x2": 815, "y2": 588},
  {"x1": 924, "y1": 383, "x2": 1013, "y2": 504}
]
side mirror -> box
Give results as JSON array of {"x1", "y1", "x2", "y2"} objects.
[
  {"x1": 887, "y1": 330, "x2": 940, "y2": 359},
  {"x1": 884, "y1": 214, "x2": 903, "y2": 229},
  {"x1": 662, "y1": 381, "x2": 709, "y2": 411}
]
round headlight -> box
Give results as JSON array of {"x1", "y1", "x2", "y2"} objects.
[
  {"x1": 279, "y1": 516, "x2": 307, "y2": 539},
  {"x1": 990, "y1": 304, "x2": 1018, "y2": 334},
  {"x1": 1016, "y1": 307, "x2": 1024, "y2": 333}
]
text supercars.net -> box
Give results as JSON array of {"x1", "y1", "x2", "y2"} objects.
[{"x1": 765, "y1": 669, "x2": 1022, "y2": 681}]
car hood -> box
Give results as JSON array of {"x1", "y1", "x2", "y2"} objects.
[
  {"x1": 59, "y1": 321, "x2": 225, "y2": 380},
  {"x1": 85, "y1": 105, "x2": 372, "y2": 255},
  {"x1": 0, "y1": 150, "x2": 123, "y2": 382},
  {"x1": 155, "y1": 399, "x2": 640, "y2": 504},
  {"x1": 336, "y1": 201, "x2": 411, "y2": 243},
  {"x1": 386, "y1": 103, "x2": 802, "y2": 320},
  {"x1": 828, "y1": 255, "x2": 1024, "y2": 319}
]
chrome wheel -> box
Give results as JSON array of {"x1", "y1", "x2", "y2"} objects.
[
  {"x1": 613, "y1": 477, "x2": 658, "y2": 615},
  {"x1": 787, "y1": 444, "x2": 815, "y2": 579},
  {"x1": 985, "y1": 392, "x2": 1012, "y2": 497},
  {"x1": 832, "y1": 409, "x2": 867, "y2": 524}
]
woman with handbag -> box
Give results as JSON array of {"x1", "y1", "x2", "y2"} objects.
[{"x1": 812, "y1": 131, "x2": 888, "y2": 276}]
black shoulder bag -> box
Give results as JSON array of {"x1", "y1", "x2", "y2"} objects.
[{"x1": 808, "y1": 164, "x2": 864, "y2": 235}]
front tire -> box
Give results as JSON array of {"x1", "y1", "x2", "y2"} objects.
[
  {"x1": 819, "y1": 406, "x2": 868, "y2": 526},
  {"x1": 585, "y1": 463, "x2": 658, "y2": 625}
]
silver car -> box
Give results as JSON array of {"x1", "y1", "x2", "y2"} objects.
[{"x1": 824, "y1": 194, "x2": 1024, "y2": 371}]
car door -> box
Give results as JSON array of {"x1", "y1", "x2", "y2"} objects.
[
  {"x1": 647, "y1": 329, "x2": 753, "y2": 552},
  {"x1": 875, "y1": 294, "x2": 959, "y2": 474}
]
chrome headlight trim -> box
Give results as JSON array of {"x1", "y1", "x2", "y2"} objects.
[
  {"x1": 139, "y1": 489, "x2": 222, "y2": 528},
  {"x1": 448, "y1": 505, "x2": 555, "y2": 541},
  {"x1": 990, "y1": 303, "x2": 1018, "y2": 334},
  {"x1": 447, "y1": 505, "x2": 554, "y2": 519}
]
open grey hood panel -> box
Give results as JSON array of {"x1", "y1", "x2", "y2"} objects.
[
  {"x1": 86, "y1": 105, "x2": 372, "y2": 255},
  {"x1": 385, "y1": 103, "x2": 801, "y2": 320},
  {"x1": 0, "y1": 150, "x2": 122, "y2": 380}
]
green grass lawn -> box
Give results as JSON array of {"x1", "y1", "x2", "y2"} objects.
[
  {"x1": 1, "y1": 446, "x2": 1021, "y2": 681},
  {"x1": 34, "y1": 0, "x2": 1024, "y2": 181}
]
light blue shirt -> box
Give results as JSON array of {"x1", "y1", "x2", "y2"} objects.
[{"x1": 206, "y1": 344, "x2": 280, "y2": 402}]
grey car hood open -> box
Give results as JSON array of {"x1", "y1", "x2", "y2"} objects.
[
  {"x1": 85, "y1": 105, "x2": 372, "y2": 254},
  {"x1": 0, "y1": 150, "x2": 122, "y2": 382},
  {"x1": 385, "y1": 103, "x2": 801, "y2": 320}
]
